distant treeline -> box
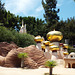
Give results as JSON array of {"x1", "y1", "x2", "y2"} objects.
[{"x1": 0, "y1": 0, "x2": 75, "y2": 46}]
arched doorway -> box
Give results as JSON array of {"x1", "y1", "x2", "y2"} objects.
[
  {"x1": 68, "y1": 63, "x2": 71, "y2": 68},
  {"x1": 72, "y1": 63, "x2": 75, "y2": 68}
]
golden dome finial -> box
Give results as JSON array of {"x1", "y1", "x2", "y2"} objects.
[
  {"x1": 47, "y1": 30, "x2": 63, "y2": 42},
  {"x1": 34, "y1": 36, "x2": 44, "y2": 43}
]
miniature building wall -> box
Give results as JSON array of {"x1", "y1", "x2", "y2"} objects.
[{"x1": 64, "y1": 58, "x2": 75, "y2": 68}]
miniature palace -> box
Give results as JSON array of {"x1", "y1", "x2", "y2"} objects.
[
  {"x1": 19, "y1": 21, "x2": 75, "y2": 68},
  {"x1": 34, "y1": 30, "x2": 75, "y2": 68}
]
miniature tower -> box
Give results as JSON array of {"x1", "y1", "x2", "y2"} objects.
[
  {"x1": 49, "y1": 45, "x2": 59, "y2": 60},
  {"x1": 43, "y1": 41, "x2": 50, "y2": 52},
  {"x1": 47, "y1": 30, "x2": 63, "y2": 59},
  {"x1": 43, "y1": 41, "x2": 51, "y2": 59},
  {"x1": 59, "y1": 43, "x2": 64, "y2": 58},
  {"x1": 24, "y1": 24, "x2": 27, "y2": 33},
  {"x1": 19, "y1": 20, "x2": 27, "y2": 33},
  {"x1": 63, "y1": 44, "x2": 69, "y2": 58},
  {"x1": 34, "y1": 36, "x2": 43, "y2": 50},
  {"x1": 41, "y1": 44, "x2": 45, "y2": 52}
]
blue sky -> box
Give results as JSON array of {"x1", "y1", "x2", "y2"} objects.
[{"x1": 2, "y1": 0, "x2": 75, "y2": 21}]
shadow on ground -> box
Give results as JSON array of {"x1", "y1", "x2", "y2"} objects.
[{"x1": 44, "y1": 73, "x2": 60, "y2": 75}]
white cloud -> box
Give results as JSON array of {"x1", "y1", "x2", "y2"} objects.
[
  {"x1": 4, "y1": 0, "x2": 42, "y2": 16},
  {"x1": 4, "y1": 0, "x2": 65, "y2": 19},
  {"x1": 36, "y1": 5, "x2": 43, "y2": 12}
]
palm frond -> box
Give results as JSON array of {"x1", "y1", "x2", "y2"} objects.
[
  {"x1": 18, "y1": 52, "x2": 28, "y2": 58},
  {"x1": 45, "y1": 60, "x2": 57, "y2": 68}
]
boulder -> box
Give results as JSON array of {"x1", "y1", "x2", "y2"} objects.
[
  {"x1": 0, "y1": 42, "x2": 18, "y2": 57},
  {"x1": 4, "y1": 49, "x2": 38, "y2": 69},
  {"x1": 24, "y1": 57, "x2": 38, "y2": 69},
  {"x1": 0, "y1": 56, "x2": 5, "y2": 66},
  {"x1": 0, "y1": 43, "x2": 48, "y2": 69},
  {"x1": 16, "y1": 45, "x2": 48, "y2": 66},
  {"x1": 4, "y1": 50, "x2": 21, "y2": 67}
]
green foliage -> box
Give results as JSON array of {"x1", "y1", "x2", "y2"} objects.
[
  {"x1": 0, "y1": 0, "x2": 75, "y2": 49},
  {"x1": 68, "y1": 46, "x2": 75, "y2": 53},
  {"x1": 45, "y1": 60, "x2": 57, "y2": 75},
  {"x1": 53, "y1": 17, "x2": 75, "y2": 45},
  {"x1": 12, "y1": 31, "x2": 36, "y2": 47},
  {"x1": 18, "y1": 52, "x2": 28, "y2": 68},
  {"x1": 0, "y1": 0, "x2": 46, "y2": 38},
  {"x1": 45, "y1": 60, "x2": 57, "y2": 68},
  {"x1": 0, "y1": 26, "x2": 15, "y2": 42},
  {"x1": 18, "y1": 52, "x2": 28, "y2": 58},
  {"x1": 19, "y1": 16, "x2": 46, "y2": 37},
  {"x1": 42, "y1": 0, "x2": 59, "y2": 32},
  {"x1": 0, "y1": 26, "x2": 36, "y2": 47},
  {"x1": 0, "y1": 0, "x2": 5, "y2": 23}
]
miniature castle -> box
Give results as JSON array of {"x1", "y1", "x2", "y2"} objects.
[
  {"x1": 19, "y1": 20, "x2": 27, "y2": 33},
  {"x1": 19, "y1": 21, "x2": 75, "y2": 68},
  {"x1": 34, "y1": 30, "x2": 75, "y2": 68}
]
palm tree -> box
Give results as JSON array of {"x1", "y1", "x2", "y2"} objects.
[
  {"x1": 18, "y1": 52, "x2": 28, "y2": 68},
  {"x1": 45, "y1": 60, "x2": 57, "y2": 75}
]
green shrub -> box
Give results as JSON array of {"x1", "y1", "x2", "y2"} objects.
[
  {"x1": 0, "y1": 26, "x2": 15, "y2": 42},
  {"x1": 13, "y1": 32, "x2": 36, "y2": 47},
  {"x1": 0, "y1": 26, "x2": 36, "y2": 47}
]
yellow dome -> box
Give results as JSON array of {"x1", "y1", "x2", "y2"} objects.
[
  {"x1": 49, "y1": 43, "x2": 54, "y2": 46},
  {"x1": 63, "y1": 44, "x2": 68, "y2": 49},
  {"x1": 34, "y1": 36, "x2": 43, "y2": 42},
  {"x1": 49, "y1": 45, "x2": 59, "y2": 51},
  {"x1": 47, "y1": 30, "x2": 63, "y2": 42},
  {"x1": 41, "y1": 44, "x2": 45, "y2": 50},
  {"x1": 63, "y1": 52, "x2": 69, "y2": 55},
  {"x1": 43, "y1": 41, "x2": 50, "y2": 46}
]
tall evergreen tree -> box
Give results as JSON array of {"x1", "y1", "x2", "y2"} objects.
[
  {"x1": 42, "y1": 0, "x2": 59, "y2": 31},
  {"x1": 0, "y1": 0, "x2": 5, "y2": 24}
]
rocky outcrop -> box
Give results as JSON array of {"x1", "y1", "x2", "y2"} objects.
[
  {"x1": 4, "y1": 50, "x2": 21, "y2": 67},
  {"x1": 0, "y1": 56, "x2": 5, "y2": 66},
  {"x1": 0, "y1": 42, "x2": 48, "y2": 69},
  {"x1": 16, "y1": 45, "x2": 48, "y2": 66},
  {"x1": 24, "y1": 57, "x2": 38, "y2": 69},
  {"x1": 0, "y1": 42, "x2": 18, "y2": 57},
  {"x1": 4, "y1": 49, "x2": 38, "y2": 69}
]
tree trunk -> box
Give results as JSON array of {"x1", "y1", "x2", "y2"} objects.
[
  {"x1": 49, "y1": 67, "x2": 53, "y2": 75},
  {"x1": 21, "y1": 56, "x2": 24, "y2": 68}
]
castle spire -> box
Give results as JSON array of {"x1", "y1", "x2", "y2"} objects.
[
  {"x1": 22, "y1": 20, "x2": 24, "y2": 28},
  {"x1": 24, "y1": 24, "x2": 27, "y2": 33},
  {"x1": 19, "y1": 20, "x2": 27, "y2": 33}
]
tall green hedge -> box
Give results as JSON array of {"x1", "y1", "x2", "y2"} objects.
[{"x1": 0, "y1": 26, "x2": 36, "y2": 47}]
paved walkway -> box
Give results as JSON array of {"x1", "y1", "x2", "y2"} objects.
[
  {"x1": 0, "y1": 65, "x2": 75, "y2": 75},
  {"x1": 0, "y1": 59, "x2": 75, "y2": 75}
]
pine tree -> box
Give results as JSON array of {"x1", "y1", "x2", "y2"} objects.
[
  {"x1": 0, "y1": 0, "x2": 5, "y2": 24},
  {"x1": 42, "y1": 0, "x2": 59, "y2": 31}
]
